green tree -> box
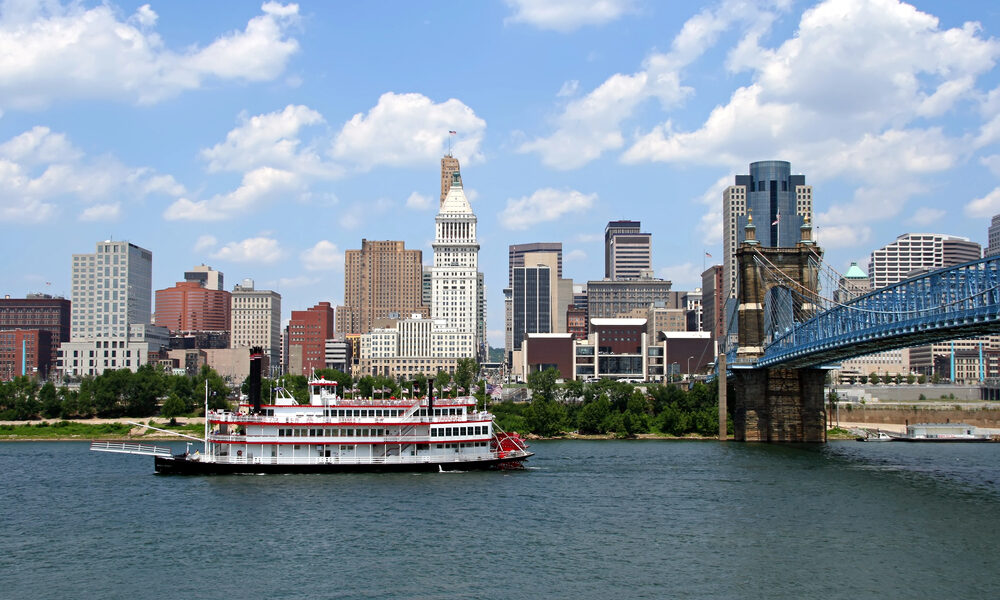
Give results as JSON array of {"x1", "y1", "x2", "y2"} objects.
[
  {"x1": 931, "y1": 372, "x2": 941, "y2": 384},
  {"x1": 39, "y1": 381, "x2": 60, "y2": 419},
  {"x1": 561, "y1": 378, "x2": 585, "y2": 402},
  {"x1": 576, "y1": 397, "x2": 611, "y2": 434},
  {"x1": 918, "y1": 374, "x2": 927, "y2": 384},
  {"x1": 906, "y1": 374, "x2": 916, "y2": 385},
  {"x1": 161, "y1": 394, "x2": 187, "y2": 418},
  {"x1": 527, "y1": 368, "x2": 560, "y2": 403},
  {"x1": 433, "y1": 370, "x2": 451, "y2": 397},
  {"x1": 525, "y1": 397, "x2": 566, "y2": 437},
  {"x1": 453, "y1": 358, "x2": 478, "y2": 394},
  {"x1": 314, "y1": 368, "x2": 352, "y2": 392}
]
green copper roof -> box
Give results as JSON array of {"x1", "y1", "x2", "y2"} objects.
[{"x1": 844, "y1": 262, "x2": 867, "y2": 279}]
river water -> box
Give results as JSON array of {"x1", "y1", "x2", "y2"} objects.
[{"x1": 2, "y1": 440, "x2": 999, "y2": 599}]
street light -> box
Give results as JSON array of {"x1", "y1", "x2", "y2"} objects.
[{"x1": 687, "y1": 356, "x2": 695, "y2": 380}]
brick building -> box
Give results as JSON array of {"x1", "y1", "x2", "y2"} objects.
[
  {"x1": 0, "y1": 329, "x2": 53, "y2": 380},
  {"x1": 0, "y1": 294, "x2": 70, "y2": 369},
  {"x1": 288, "y1": 302, "x2": 335, "y2": 375}
]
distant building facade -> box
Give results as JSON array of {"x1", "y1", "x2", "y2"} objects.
[
  {"x1": 0, "y1": 329, "x2": 52, "y2": 380},
  {"x1": 586, "y1": 278, "x2": 672, "y2": 321},
  {"x1": 604, "y1": 220, "x2": 651, "y2": 280},
  {"x1": 988, "y1": 214, "x2": 1000, "y2": 258},
  {"x1": 723, "y1": 161, "x2": 813, "y2": 300},
  {"x1": 230, "y1": 279, "x2": 281, "y2": 370},
  {"x1": 869, "y1": 233, "x2": 982, "y2": 289},
  {"x1": 0, "y1": 294, "x2": 70, "y2": 370},
  {"x1": 288, "y1": 302, "x2": 335, "y2": 376},
  {"x1": 339, "y1": 239, "x2": 426, "y2": 335}
]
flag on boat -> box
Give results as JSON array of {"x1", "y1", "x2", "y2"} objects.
[{"x1": 771, "y1": 214, "x2": 780, "y2": 226}]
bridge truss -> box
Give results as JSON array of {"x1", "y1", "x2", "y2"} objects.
[{"x1": 725, "y1": 253, "x2": 1000, "y2": 369}]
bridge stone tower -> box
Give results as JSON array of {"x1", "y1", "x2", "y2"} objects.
[{"x1": 731, "y1": 216, "x2": 827, "y2": 442}]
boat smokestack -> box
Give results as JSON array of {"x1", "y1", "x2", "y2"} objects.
[
  {"x1": 249, "y1": 346, "x2": 263, "y2": 414},
  {"x1": 428, "y1": 386, "x2": 434, "y2": 417}
]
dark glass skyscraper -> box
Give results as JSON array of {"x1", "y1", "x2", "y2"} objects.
[{"x1": 723, "y1": 160, "x2": 813, "y2": 299}]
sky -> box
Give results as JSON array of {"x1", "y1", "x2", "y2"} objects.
[{"x1": 1, "y1": 0, "x2": 1000, "y2": 347}]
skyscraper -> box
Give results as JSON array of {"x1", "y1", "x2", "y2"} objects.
[
  {"x1": 230, "y1": 279, "x2": 281, "y2": 369},
  {"x1": 183, "y1": 264, "x2": 224, "y2": 291},
  {"x1": 604, "y1": 220, "x2": 651, "y2": 280},
  {"x1": 869, "y1": 233, "x2": 981, "y2": 289},
  {"x1": 440, "y1": 155, "x2": 462, "y2": 206},
  {"x1": 339, "y1": 240, "x2": 426, "y2": 335},
  {"x1": 70, "y1": 241, "x2": 152, "y2": 341},
  {"x1": 508, "y1": 242, "x2": 562, "y2": 286},
  {"x1": 60, "y1": 240, "x2": 165, "y2": 377},
  {"x1": 987, "y1": 214, "x2": 1000, "y2": 257},
  {"x1": 723, "y1": 161, "x2": 813, "y2": 299},
  {"x1": 430, "y1": 169, "x2": 479, "y2": 358},
  {"x1": 155, "y1": 278, "x2": 231, "y2": 335}
]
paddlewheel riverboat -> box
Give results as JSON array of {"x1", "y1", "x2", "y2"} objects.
[{"x1": 91, "y1": 349, "x2": 532, "y2": 474}]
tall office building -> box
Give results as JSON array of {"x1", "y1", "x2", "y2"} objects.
[
  {"x1": 288, "y1": 302, "x2": 334, "y2": 376},
  {"x1": 339, "y1": 240, "x2": 426, "y2": 335},
  {"x1": 230, "y1": 279, "x2": 281, "y2": 369},
  {"x1": 987, "y1": 215, "x2": 1000, "y2": 257},
  {"x1": 723, "y1": 161, "x2": 813, "y2": 299},
  {"x1": 183, "y1": 264, "x2": 224, "y2": 291},
  {"x1": 430, "y1": 169, "x2": 480, "y2": 358},
  {"x1": 70, "y1": 241, "x2": 152, "y2": 341},
  {"x1": 440, "y1": 155, "x2": 462, "y2": 206},
  {"x1": 60, "y1": 240, "x2": 166, "y2": 377},
  {"x1": 508, "y1": 242, "x2": 562, "y2": 285},
  {"x1": 869, "y1": 233, "x2": 981, "y2": 289},
  {"x1": 604, "y1": 220, "x2": 651, "y2": 280},
  {"x1": 155, "y1": 280, "x2": 231, "y2": 335},
  {"x1": 511, "y1": 263, "x2": 552, "y2": 363}
]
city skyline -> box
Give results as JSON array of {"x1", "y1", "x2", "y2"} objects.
[{"x1": 1, "y1": 1, "x2": 999, "y2": 347}]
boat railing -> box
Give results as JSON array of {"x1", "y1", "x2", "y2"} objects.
[
  {"x1": 211, "y1": 413, "x2": 493, "y2": 425},
  {"x1": 90, "y1": 440, "x2": 173, "y2": 457}
]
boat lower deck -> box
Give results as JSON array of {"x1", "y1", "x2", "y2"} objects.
[{"x1": 154, "y1": 451, "x2": 533, "y2": 475}]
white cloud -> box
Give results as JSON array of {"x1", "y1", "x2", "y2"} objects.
[
  {"x1": 965, "y1": 188, "x2": 1000, "y2": 219},
  {"x1": 520, "y1": 0, "x2": 773, "y2": 169},
  {"x1": 193, "y1": 235, "x2": 218, "y2": 252},
  {"x1": 0, "y1": 2, "x2": 300, "y2": 110},
  {"x1": 212, "y1": 236, "x2": 286, "y2": 264},
  {"x1": 505, "y1": 0, "x2": 633, "y2": 32},
  {"x1": 813, "y1": 224, "x2": 872, "y2": 250},
  {"x1": 0, "y1": 126, "x2": 183, "y2": 223},
  {"x1": 332, "y1": 92, "x2": 487, "y2": 170},
  {"x1": 622, "y1": 0, "x2": 999, "y2": 245},
  {"x1": 406, "y1": 191, "x2": 433, "y2": 210},
  {"x1": 906, "y1": 207, "x2": 946, "y2": 226},
  {"x1": 78, "y1": 202, "x2": 120, "y2": 222},
  {"x1": 556, "y1": 80, "x2": 579, "y2": 97},
  {"x1": 200, "y1": 104, "x2": 339, "y2": 177},
  {"x1": 301, "y1": 240, "x2": 344, "y2": 271},
  {"x1": 657, "y1": 262, "x2": 702, "y2": 289},
  {"x1": 564, "y1": 249, "x2": 587, "y2": 261},
  {"x1": 981, "y1": 155, "x2": 1000, "y2": 177},
  {"x1": 163, "y1": 166, "x2": 300, "y2": 221},
  {"x1": 499, "y1": 188, "x2": 596, "y2": 230}
]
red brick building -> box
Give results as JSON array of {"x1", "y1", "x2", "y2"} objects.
[
  {"x1": 0, "y1": 295, "x2": 70, "y2": 369},
  {"x1": 288, "y1": 302, "x2": 335, "y2": 375},
  {"x1": 0, "y1": 329, "x2": 52, "y2": 380},
  {"x1": 155, "y1": 281, "x2": 231, "y2": 334},
  {"x1": 566, "y1": 305, "x2": 588, "y2": 340}
]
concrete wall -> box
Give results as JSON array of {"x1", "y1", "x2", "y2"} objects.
[
  {"x1": 831, "y1": 385, "x2": 981, "y2": 402},
  {"x1": 831, "y1": 404, "x2": 1000, "y2": 428}
]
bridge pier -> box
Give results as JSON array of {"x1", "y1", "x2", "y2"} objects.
[{"x1": 731, "y1": 368, "x2": 826, "y2": 442}]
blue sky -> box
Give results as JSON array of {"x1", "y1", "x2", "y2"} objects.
[{"x1": 2, "y1": 0, "x2": 999, "y2": 347}]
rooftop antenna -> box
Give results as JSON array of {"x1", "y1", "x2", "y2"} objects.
[{"x1": 447, "y1": 130, "x2": 456, "y2": 157}]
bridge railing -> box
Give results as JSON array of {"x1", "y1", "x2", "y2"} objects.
[{"x1": 762, "y1": 256, "x2": 1000, "y2": 364}]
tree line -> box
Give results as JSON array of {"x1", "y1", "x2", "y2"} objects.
[
  {"x1": 0, "y1": 364, "x2": 230, "y2": 421},
  {"x1": 491, "y1": 368, "x2": 728, "y2": 438}
]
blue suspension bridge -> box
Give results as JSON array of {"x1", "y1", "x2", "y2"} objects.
[{"x1": 719, "y1": 218, "x2": 1000, "y2": 442}]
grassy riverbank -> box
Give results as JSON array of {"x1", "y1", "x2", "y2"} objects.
[{"x1": 0, "y1": 419, "x2": 203, "y2": 441}]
